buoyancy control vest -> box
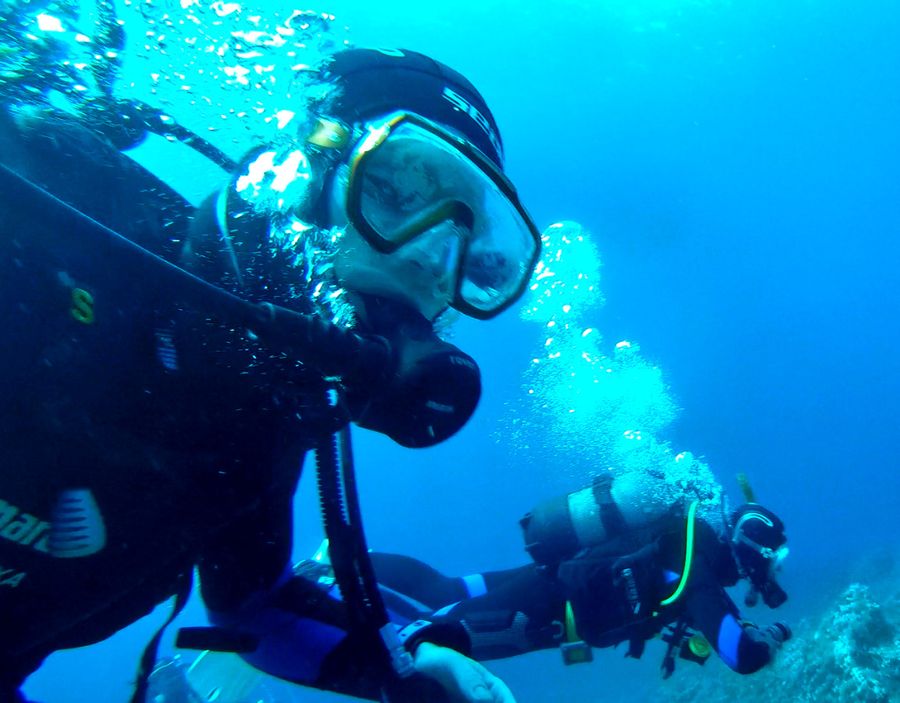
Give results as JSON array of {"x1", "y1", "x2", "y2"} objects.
[{"x1": 521, "y1": 476, "x2": 728, "y2": 668}]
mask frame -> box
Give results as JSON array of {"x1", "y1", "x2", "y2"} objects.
[{"x1": 341, "y1": 111, "x2": 542, "y2": 319}]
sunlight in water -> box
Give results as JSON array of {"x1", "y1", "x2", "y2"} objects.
[{"x1": 511, "y1": 220, "x2": 725, "y2": 526}]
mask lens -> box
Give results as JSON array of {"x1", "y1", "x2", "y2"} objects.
[
  {"x1": 354, "y1": 124, "x2": 455, "y2": 241},
  {"x1": 347, "y1": 116, "x2": 540, "y2": 318}
]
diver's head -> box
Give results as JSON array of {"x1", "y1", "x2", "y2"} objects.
[
  {"x1": 309, "y1": 48, "x2": 541, "y2": 322},
  {"x1": 731, "y1": 503, "x2": 789, "y2": 609},
  {"x1": 219, "y1": 49, "x2": 538, "y2": 447}
]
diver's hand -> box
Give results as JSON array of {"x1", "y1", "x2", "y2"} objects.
[
  {"x1": 413, "y1": 642, "x2": 516, "y2": 703},
  {"x1": 758, "y1": 620, "x2": 792, "y2": 659},
  {"x1": 764, "y1": 621, "x2": 792, "y2": 646}
]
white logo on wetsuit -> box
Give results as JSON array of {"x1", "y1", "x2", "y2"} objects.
[
  {"x1": 0, "y1": 563, "x2": 26, "y2": 588},
  {"x1": 0, "y1": 498, "x2": 51, "y2": 553}
]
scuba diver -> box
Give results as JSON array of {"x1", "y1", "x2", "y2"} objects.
[
  {"x1": 0, "y1": 45, "x2": 539, "y2": 702},
  {"x1": 147, "y1": 477, "x2": 793, "y2": 702},
  {"x1": 355, "y1": 480, "x2": 793, "y2": 679},
  {"x1": 515, "y1": 481, "x2": 791, "y2": 675}
]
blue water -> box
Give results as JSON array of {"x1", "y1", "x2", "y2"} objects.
[{"x1": 19, "y1": 0, "x2": 900, "y2": 701}]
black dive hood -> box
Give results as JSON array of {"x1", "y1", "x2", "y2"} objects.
[
  {"x1": 346, "y1": 294, "x2": 481, "y2": 448},
  {"x1": 0, "y1": 162, "x2": 478, "y2": 447}
]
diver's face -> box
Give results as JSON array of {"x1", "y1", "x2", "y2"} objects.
[
  {"x1": 328, "y1": 166, "x2": 463, "y2": 321},
  {"x1": 734, "y1": 539, "x2": 789, "y2": 609}
]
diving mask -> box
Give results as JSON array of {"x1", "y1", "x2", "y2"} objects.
[{"x1": 337, "y1": 112, "x2": 541, "y2": 319}]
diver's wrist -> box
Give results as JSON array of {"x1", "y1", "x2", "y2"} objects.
[{"x1": 397, "y1": 619, "x2": 471, "y2": 656}]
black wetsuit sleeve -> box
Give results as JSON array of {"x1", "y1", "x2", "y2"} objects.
[
  {"x1": 197, "y1": 479, "x2": 295, "y2": 612},
  {"x1": 369, "y1": 552, "x2": 532, "y2": 609},
  {"x1": 683, "y1": 552, "x2": 775, "y2": 674},
  {"x1": 372, "y1": 554, "x2": 567, "y2": 660},
  {"x1": 369, "y1": 552, "x2": 471, "y2": 608},
  {"x1": 196, "y1": 469, "x2": 390, "y2": 700}
]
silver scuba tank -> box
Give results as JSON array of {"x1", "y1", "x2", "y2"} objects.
[{"x1": 520, "y1": 471, "x2": 682, "y2": 565}]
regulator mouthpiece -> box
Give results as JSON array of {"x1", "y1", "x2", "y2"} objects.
[{"x1": 345, "y1": 295, "x2": 481, "y2": 448}]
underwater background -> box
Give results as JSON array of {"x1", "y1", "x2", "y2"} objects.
[{"x1": 15, "y1": 0, "x2": 900, "y2": 701}]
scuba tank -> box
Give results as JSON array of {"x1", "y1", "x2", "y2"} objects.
[{"x1": 520, "y1": 472, "x2": 682, "y2": 566}]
